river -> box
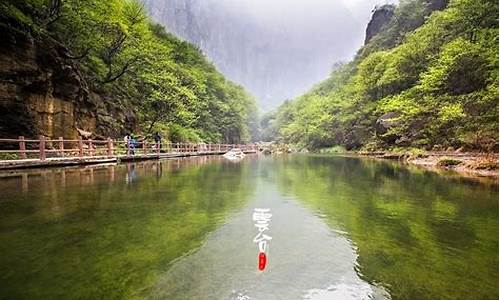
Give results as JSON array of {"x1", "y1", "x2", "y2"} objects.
[{"x1": 0, "y1": 155, "x2": 497, "y2": 300}]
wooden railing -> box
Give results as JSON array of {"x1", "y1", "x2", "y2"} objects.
[{"x1": 0, "y1": 136, "x2": 257, "y2": 161}]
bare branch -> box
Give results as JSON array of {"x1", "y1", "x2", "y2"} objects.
[
  {"x1": 44, "y1": 0, "x2": 62, "y2": 26},
  {"x1": 100, "y1": 57, "x2": 138, "y2": 84},
  {"x1": 62, "y1": 47, "x2": 91, "y2": 60}
]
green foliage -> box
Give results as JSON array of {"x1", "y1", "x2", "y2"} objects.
[
  {"x1": 274, "y1": 0, "x2": 498, "y2": 152},
  {"x1": 0, "y1": 153, "x2": 18, "y2": 160},
  {"x1": 0, "y1": 0, "x2": 257, "y2": 143},
  {"x1": 167, "y1": 124, "x2": 203, "y2": 143},
  {"x1": 437, "y1": 157, "x2": 462, "y2": 167},
  {"x1": 318, "y1": 145, "x2": 347, "y2": 154}
]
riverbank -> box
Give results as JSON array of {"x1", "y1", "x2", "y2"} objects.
[{"x1": 358, "y1": 150, "x2": 499, "y2": 178}]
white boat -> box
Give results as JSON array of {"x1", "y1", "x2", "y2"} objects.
[{"x1": 223, "y1": 148, "x2": 246, "y2": 160}]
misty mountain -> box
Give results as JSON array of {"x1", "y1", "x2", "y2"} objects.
[{"x1": 142, "y1": 0, "x2": 390, "y2": 111}]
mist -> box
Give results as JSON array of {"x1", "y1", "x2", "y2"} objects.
[{"x1": 142, "y1": 0, "x2": 398, "y2": 112}]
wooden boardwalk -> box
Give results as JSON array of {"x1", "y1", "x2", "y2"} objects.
[{"x1": 0, "y1": 136, "x2": 257, "y2": 170}]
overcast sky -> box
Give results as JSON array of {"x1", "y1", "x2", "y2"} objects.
[{"x1": 144, "y1": 0, "x2": 399, "y2": 110}]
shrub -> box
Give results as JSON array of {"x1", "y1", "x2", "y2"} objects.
[
  {"x1": 437, "y1": 157, "x2": 462, "y2": 167},
  {"x1": 319, "y1": 145, "x2": 347, "y2": 154}
]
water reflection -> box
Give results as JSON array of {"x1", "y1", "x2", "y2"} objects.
[
  {"x1": 150, "y1": 179, "x2": 388, "y2": 300},
  {"x1": 0, "y1": 155, "x2": 497, "y2": 300},
  {"x1": 275, "y1": 155, "x2": 498, "y2": 300},
  {"x1": 0, "y1": 156, "x2": 240, "y2": 193},
  {"x1": 0, "y1": 156, "x2": 256, "y2": 300}
]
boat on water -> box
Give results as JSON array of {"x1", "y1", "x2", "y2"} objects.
[{"x1": 223, "y1": 148, "x2": 246, "y2": 160}]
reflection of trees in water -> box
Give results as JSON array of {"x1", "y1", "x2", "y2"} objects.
[
  {"x1": 0, "y1": 156, "x2": 257, "y2": 300},
  {"x1": 0, "y1": 155, "x2": 240, "y2": 192},
  {"x1": 273, "y1": 156, "x2": 498, "y2": 300}
]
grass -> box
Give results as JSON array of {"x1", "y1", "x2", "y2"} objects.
[
  {"x1": 437, "y1": 157, "x2": 462, "y2": 167},
  {"x1": 319, "y1": 145, "x2": 348, "y2": 154}
]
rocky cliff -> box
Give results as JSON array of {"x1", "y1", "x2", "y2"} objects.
[
  {"x1": 0, "y1": 26, "x2": 136, "y2": 140},
  {"x1": 364, "y1": 0, "x2": 449, "y2": 46},
  {"x1": 364, "y1": 5, "x2": 395, "y2": 45}
]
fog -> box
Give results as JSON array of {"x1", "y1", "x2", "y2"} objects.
[{"x1": 142, "y1": 0, "x2": 398, "y2": 111}]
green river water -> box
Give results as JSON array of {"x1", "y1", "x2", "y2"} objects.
[{"x1": 0, "y1": 155, "x2": 497, "y2": 300}]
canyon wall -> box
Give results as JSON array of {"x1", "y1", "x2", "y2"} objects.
[{"x1": 0, "y1": 28, "x2": 135, "y2": 140}]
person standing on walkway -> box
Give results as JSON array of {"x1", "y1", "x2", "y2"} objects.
[
  {"x1": 154, "y1": 132, "x2": 162, "y2": 152},
  {"x1": 124, "y1": 133, "x2": 131, "y2": 155},
  {"x1": 129, "y1": 134, "x2": 137, "y2": 155}
]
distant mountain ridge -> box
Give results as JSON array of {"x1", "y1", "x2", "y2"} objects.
[{"x1": 142, "y1": 0, "x2": 370, "y2": 111}]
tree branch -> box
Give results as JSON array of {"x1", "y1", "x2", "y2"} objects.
[
  {"x1": 100, "y1": 57, "x2": 138, "y2": 84},
  {"x1": 44, "y1": 0, "x2": 62, "y2": 26},
  {"x1": 62, "y1": 47, "x2": 91, "y2": 60}
]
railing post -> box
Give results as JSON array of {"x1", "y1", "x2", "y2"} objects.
[
  {"x1": 143, "y1": 140, "x2": 148, "y2": 155},
  {"x1": 176, "y1": 142, "x2": 179, "y2": 153},
  {"x1": 58, "y1": 137, "x2": 64, "y2": 157},
  {"x1": 88, "y1": 139, "x2": 93, "y2": 156},
  {"x1": 19, "y1": 136, "x2": 26, "y2": 159},
  {"x1": 39, "y1": 135, "x2": 46, "y2": 161},
  {"x1": 107, "y1": 138, "x2": 113, "y2": 157},
  {"x1": 78, "y1": 136, "x2": 83, "y2": 158}
]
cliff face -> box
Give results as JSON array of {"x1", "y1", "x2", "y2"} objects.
[
  {"x1": 364, "y1": 5, "x2": 395, "y2": 45},
  {"x1": 0, "y1": 28, "x2": 135, "y2": 139},
  {"x1": 427, "y1": 0, "x2": 448, "y2": 11},
  {"x1": 364, "y1": 0, "x2": 448, "y2": 46}
]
